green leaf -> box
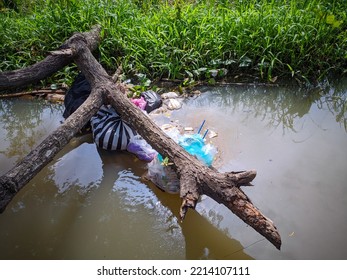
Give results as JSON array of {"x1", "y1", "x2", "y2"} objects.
[
  {"x1": 208, "y1": 78, "x2": 216, "y2": 85},
  {"x1": 287, "y1": 64, "x2": 295, "y2": 77},
  {"x1": 185, "y1": 70, "x2": 193, "y2": 78},
  {"x1": 143, "y1": 79, "x2": 151, "y2": 87},
  {"x1": 333, "y1": 20, "x2": 343, "y2": 28},
  {"x1": 326, "y1": 14, "x2": 335, "y2": 25}
]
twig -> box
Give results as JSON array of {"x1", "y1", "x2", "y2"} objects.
[{"x1": 0, "y1": 89, "x2": 66, "y2": 98}]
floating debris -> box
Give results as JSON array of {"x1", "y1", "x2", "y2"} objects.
[
  {"x1": 149, "y1": 106, "x2": 168, "y2": 115},
  {"x1": 46, "y1": 93, "x2": 64, "y2": 102},
  {"x1": 165, "y1": 98, "x2": 182, "y2": 110},
  {"x1": 161, "y1": 91, "x2": 179, "y2": 99},
  {"x1": 161, "y1": 123, "x2": 174, "y2": 130},
  {"x1": 209, "y1": 130, "x2": 218, "y2": 139}
]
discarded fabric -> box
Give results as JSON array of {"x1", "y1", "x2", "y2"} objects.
[{"x1": 63, "y1": 73, "x2": 92, "y2": 132}]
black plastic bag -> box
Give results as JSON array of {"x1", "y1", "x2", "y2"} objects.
[
  {"x1": 140, "y1": 90, "x2": 162, "y2": 113},
  {"x1": 63, "y1": 73, "x2": 91, "y2": 118}
]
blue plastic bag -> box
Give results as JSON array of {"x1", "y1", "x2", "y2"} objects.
[
  {"x1": 157, "y1": 133, "x2": 216, "y2": 166},
  {"x1": 178, "y1": 134, "x2": 216, "y2": 166}
]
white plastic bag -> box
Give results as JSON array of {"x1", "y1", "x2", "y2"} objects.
[{"x1": 146, "y1": 156, "x2": 180, "y2": 194}]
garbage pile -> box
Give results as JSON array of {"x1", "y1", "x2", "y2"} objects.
[{"x1": 145, "y1": 121, "x2": 217, "y2": 194}]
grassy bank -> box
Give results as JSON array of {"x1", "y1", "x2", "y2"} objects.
[{"x1": 0, "y1": 0, "x2": 346, "y2": 86}]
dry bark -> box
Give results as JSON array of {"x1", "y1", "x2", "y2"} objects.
[{"x1": 0, "y1": 25, "x2": 281, "y2": 250}]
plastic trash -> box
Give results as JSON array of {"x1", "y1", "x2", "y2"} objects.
[
  {"x1": 146, "y1": 122, "x2": 217, "y2": 194},
  {"x1": 178, "y1": 134, "x2": 216, "y2": 167},
  {"x1": 127, "y1": 135, "x2": 157, "y2": 162},
  {"x1": 91, "y1": 105, "x2": 138, "y2": 150},
  {"x1": 165, "y1": 98, "x2": 182, "y2": 110},
  {"x1": 161, "y1": 124, "x2": 181, "y2": 142},
  {"x1": 146, "y1": 155, "x2": 180, "y2": 194},
  {"x1": 63, "y1": 73, "x2": 91, "y2": 118},
  {"x1": 141, "y1": 90, "x2": 162, "y2": 113},
  {"x1": 131, "y1": 96, "x2": 147, "y2": 110}
]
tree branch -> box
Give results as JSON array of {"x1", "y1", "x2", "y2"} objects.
[{"x1": 0, "y1": 25, "x2": 101, "y2": 91}]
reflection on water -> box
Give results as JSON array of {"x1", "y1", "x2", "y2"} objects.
[
  {"x1": 319, "y1": 80, "x2": 347, "y2": 132},
  {"x1": 0, "y1": 98, "x2": 63, "y2": 166},
  {"x1": 0, "y1": 78, "x2": 346, "y2": 260},
  {"x1": 188, "y1": 80, "x2": 347, "y2": 135},
  {"x1": 171, "y1": 78, "x2": 347, "y2": 259},
  {"x1": 50, "y1": 142, "x2": 103, "y2": 194},
  {"x1": 0, "y1": 97, "x2": 64, "y2": 188}
]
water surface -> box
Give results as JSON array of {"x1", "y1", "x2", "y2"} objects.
[{"x1": 0, "y1": 79, "x2": 346, "y2": 260}]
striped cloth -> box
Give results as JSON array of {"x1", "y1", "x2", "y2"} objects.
[{"x1": 91, "y1": 105, "x2": 138, "y2": 150}]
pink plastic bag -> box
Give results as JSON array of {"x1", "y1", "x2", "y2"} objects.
[{"x1": 131, "y1": 96, "x2": 147, "y2": 110}]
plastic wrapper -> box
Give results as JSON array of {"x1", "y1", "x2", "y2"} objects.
[
  {"x1": 127, "y1": 135, "x2": 157, "y2": 162},
  {"x1": 146, "y1": 155, "x2": 180, "y2": 194},
  {"x1": 131, "y1": 96, "x2": 147, "y2": 110}
]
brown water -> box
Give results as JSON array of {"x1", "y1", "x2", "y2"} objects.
[{"x1": 0, "y1": 79, "x2": 346, "y2": 260}]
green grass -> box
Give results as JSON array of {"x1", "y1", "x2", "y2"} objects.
[{"x1": 0, "y1": 0, "x2": 346, "y2": 86}]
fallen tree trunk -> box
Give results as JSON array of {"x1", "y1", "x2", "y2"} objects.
[
  {"x1": 0, "y1": 25, "x2": 281, "y2": 250},
  {"x1": 0, "y1": 26, "x2": 101, "y2": 91}
]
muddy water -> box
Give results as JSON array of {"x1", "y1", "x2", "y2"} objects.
[{"x1": 0, "y1": 79, "x2": 346, "y2": 260}]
